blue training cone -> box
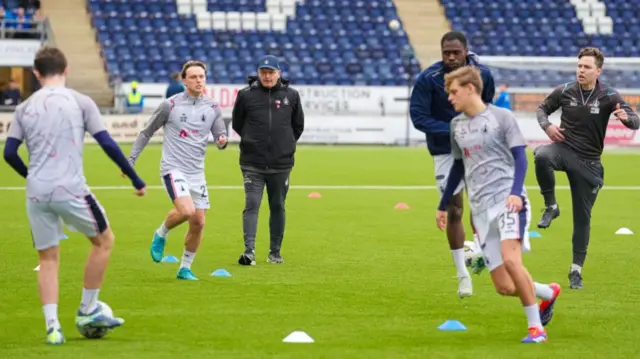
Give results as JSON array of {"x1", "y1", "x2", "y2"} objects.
[
  {"x1": 438, "y1": 320, "x2": 467, "y2": 331},
  {"x1": 211, "y1": 269, "x2": 232, "y2": 277},
  {"x1": 529, "y1": 231, "x2": 542, "y2": 238},
  {"x1": 60, "y1": 234, "x2": 68, "y2": 240},
  {"x1": 161, "y1": 255, "x2": 179, "y2": 263}
]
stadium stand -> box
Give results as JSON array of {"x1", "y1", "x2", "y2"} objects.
[
  {"x1": 442, "y1": 0, "x2": 640, "y2": 88},
  {"x1": 87, "y1": 0, "x2": 422, "y2": 86}
]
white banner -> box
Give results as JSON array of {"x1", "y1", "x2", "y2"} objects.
[
  {"x1": 120, "y1": 83, "x2": 411, "y2": 117},
  {"x1": 0, "y1": 39, "x2": 42, "y2": 67},
  {"x1": 1, "y1": 112, "x2": 638, "y2": 147}
]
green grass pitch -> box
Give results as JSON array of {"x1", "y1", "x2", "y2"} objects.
[{"x1": 0, "y1": 144, "x2": 639, "y2": 358}]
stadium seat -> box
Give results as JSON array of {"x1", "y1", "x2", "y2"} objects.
[
  {"x1": 87, "y1": 0, "x2": 419, "y2": 86},
  {"x1": 439, "y1": 0, "x2": 639, "y2": 88}
]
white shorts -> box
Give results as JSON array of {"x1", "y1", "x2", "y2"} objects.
[
  {"x1": 433, "y1": 154, "x2": 465, "y2": 197},
  {"x1": 161, "y1": 169, "x2": 210, "y2": 209},
  {"x1": 27, "y1": 194, "x2": 110, "y2": 251},
  {"x1": 471, "y1": 196, "x2": 532, "y2": 272}
]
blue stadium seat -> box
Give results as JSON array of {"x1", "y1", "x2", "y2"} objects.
[
  {"x1": 440, "y1": 0, "x2": 639, "y2": 88},
  {"x1": 87, "y1": 0, "x2": 418, "y2": 85},
  {"x1": 87, "y1": 0, "x2": 637, "y2": 88}
]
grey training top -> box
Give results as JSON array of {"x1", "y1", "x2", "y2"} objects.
[
  {"x1": 450, "y1": 104, "x2": 527, "y2": 213},
  {"x1": 128, "y1": 92, "x2": 227, "y2": 178},
  {"x1": 8, "y1": 85, "x2": 107, "y2": 202}
]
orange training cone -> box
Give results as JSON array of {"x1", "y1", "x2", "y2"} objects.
[
  {"x1": 394, "y1": 202, "x2": 410, "y2": 210},
  {"x1": 308, "y1": 192, "x2": 322, "y2": 199}
]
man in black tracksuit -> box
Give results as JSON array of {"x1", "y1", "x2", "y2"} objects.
[
  {"x1": 534, "y1": 47, "x2": 639, "y2": 289},
  {"x1": 232, "y1": 55, "x2": 305, "y2": 266}
]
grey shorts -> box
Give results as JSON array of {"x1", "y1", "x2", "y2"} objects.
[{"x1": 27, "y1": 194, "x2": 110, "y2": 250}]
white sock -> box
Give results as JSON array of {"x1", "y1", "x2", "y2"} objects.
[
  {"x1": 524, "y1": 303, "x2": 543, "y2": 329},
  {"x1": 80, "y1": 288, "x2": 100, "y2": 314},
  {"x1": 534, "y1": 282, "x2": 554, "y2": 300},
  {"x1": 452, "y1": 248, "x2": 470, "y2": 278},
  {"x1": 571, "y1": 263, "x2": 582, "y2": 274},
  {"x1": 43, "y1": 304, "x2": 60, "y2": 330},
  {"x1": 181, "y1": 250, "x2": 196, "y2": 269},
  {"x1": 156, "y1": 222, "x2": 169, "y2": 238}
]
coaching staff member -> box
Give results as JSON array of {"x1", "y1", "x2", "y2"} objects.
[
  {"x1": 232, "y1": 55, "x2": 305, "y2": 266},
  {"x1": 534, "y1": 47, "x2": 639, "y2": 290}
]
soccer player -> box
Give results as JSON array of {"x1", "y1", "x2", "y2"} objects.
[
  {"x1": 2, "y1": 46, "x2": 147, "y2": 345},
  {"x1": 127, "y1": 61, "x2": 228, "y2": 280},
  {"x1": 534, "y1": 47, "x2": 639, "y2": 289},
  {"x1": 436, "y1": 66, "x2": 561, "y2": 343},
  {"x1": 410, "y1": 31, "x2": 496, "y2": 297}
]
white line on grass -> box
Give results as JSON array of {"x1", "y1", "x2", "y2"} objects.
[{"x1": 1, "y1": 185, "x2": 640, "y2": 191}]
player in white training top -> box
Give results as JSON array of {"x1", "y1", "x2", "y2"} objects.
[
  {"x1": 2, "y1": 47, "x2": 146, "y2": 345},
  {"x1": 435, "y1": 66, "x2": 561, "y2": 344},
  {"x1": 127, "y1": 61, "x2": 228, "y2": 280}
]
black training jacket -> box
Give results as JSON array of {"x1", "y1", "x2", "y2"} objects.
[
  {"x1": 232, "y1": 76, "x2": 305, "y2": 170},
  {"x1": 537, "y1": 80, "x2": 640, "y2": 160}
]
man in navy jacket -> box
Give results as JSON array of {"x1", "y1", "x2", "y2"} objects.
[{"x1": 410, "y1": 31, "x2": 496, "y2": 298}]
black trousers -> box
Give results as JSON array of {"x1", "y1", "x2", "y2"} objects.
[
  {"x1": 241, "y1": 169, "x2": 291, "y2": 255},
  {"x1": 533, "y1": 143, "x2": 604, "y2": 268}
]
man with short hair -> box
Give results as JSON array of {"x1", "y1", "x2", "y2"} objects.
[
  {"x1": 232, "y1": 55, "x2": 305, "y2": 265},
  {"x1": 534, "y1": 47, "x2": 639, "y2": 289},
  {"x1": 128, "y1": 60, "x2": 229, "y2": 280},
  {"x1": 3, "y1": 46, "x2": 146, "y2": 345},
  {"x1": 437, "y1": 66, "x2": 560, "y2": 344},
  {"x1": 410, "y1": 31, "x2": 496, "y2": 297}
]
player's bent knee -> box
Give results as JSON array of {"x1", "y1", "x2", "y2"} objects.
[
  {"x1": 38, "y1": 245, "x2": 59, "y2": 260},
  {"x1": 174, "y1": 198, "x2": 196, "y2": 219},
  {"x1": 90, "y1": 227, "x2": 114, "y2": 250},
  {"x1": 189, "y1": 212, "x2": 206, "y2": 231},
  {"x1": 495, "y1": 282, "x2": 517, "y2": 296},
  {"x1": 533, "y1": 145, "x2": 553, "y2": 163},
  {"x1": 502, "y1": 256, "x2": 523, "y2": 276},
  {"x1": 446, "y1": 205, "x2": 463, "y2": 222},
  {"x1": 179, "y1": 207, "x2": 196, "y2": 219}
]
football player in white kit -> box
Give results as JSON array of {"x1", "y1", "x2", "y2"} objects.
[
  {"x1": 128, "y1": 61, "x2": 228, "y2": 280},
  {"x1": 436, "y1": 66, "x2": 561, "y2": 343},
  {"x1": 3, "y1": 46, "x2": 146, "y2": 344}
]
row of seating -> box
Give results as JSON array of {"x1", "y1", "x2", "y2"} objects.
[{"x1": 87, "y1": 0, "x2": 638, "y2": 89}]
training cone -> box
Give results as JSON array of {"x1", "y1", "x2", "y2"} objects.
[
  {"x1": 161, "y1": 255, "x2": 180, "y2": 263},
  {"x1": 615, "y1": 227, "x2": 634, "y2": 235},
  {"x1": 438, "y1": 320, "x2": 467, "y2": 331},
  {"x1": 308, "y1": 192, "x2": 322, "y2": 199},
  {"x1": 529, "y1": 231, "x2": 542, "y2": 238},
  {"x1": 211, "y1": 269, "x2": 232, "y2": 277},
  {"x1": 283, "y1": 331, "x2": 314, "y2": 343},
  {"x1": 34, "y1": 265, "x2": 40, "y2": 271},
  {"x1": 60, "y1": 234, "x2": 69, "y2": 240},
  {"x1": 394, "y1": 202, "x2": 410, "y2": 210}
]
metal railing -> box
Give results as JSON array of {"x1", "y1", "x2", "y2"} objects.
[{"x1": 0, "y1": 17, "x2": 47, "y2": 40}]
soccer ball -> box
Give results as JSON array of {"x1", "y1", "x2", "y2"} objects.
[
  {"x1": 77, "y1": 301, "x2": 114, "y2": 339},
  {"x1": 388, "y1": 19, "x2": 401, "y2": 30},
  {"x1": 463, "y1": 240, "x2": 481, "y2": 267}
]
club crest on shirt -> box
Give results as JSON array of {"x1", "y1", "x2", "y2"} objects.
[{"x1": 589, "y1": 98, "x2": 600, "y2": 114}]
